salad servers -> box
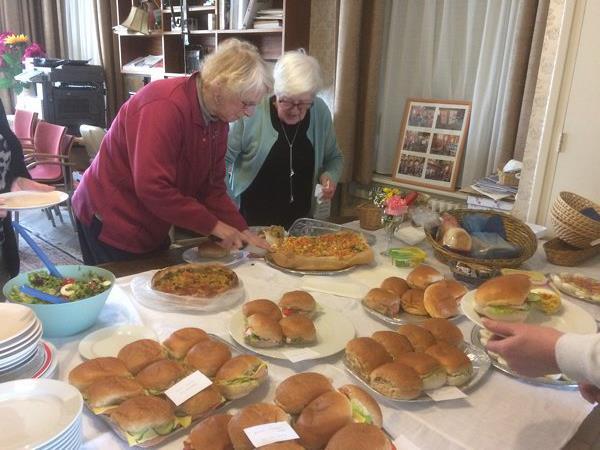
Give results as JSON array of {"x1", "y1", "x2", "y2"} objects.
[
  {"x1": 12, "y1": 221, "x2": 63, "y2": 278},
  {"x1": 19, "y1": 285, "x2": 66, "y2": 305}
]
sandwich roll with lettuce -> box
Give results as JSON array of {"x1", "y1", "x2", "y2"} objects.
[
  {"x1": 274, "y1": 372, "x2": 334, "y2": 415},
  {"x1": 244, "y1": 313, "x2": 284, "y2": 348},
  {"x1": 134, "y1": 359, "x2": 186, "y2": 396},
  {"x1": 279, "y1": 315, "x2": 317, "y2": 345},
  {"x1": 338, "y1": 384, "x2": 382, "y2": 428},
  {"x1": 109, "y1": 396, "x2": 191, "y2": 446},
  {"x1": 68, "y1": 357, "x2": 132, "y2": 391},
  {"x1": 278, "y1": 291, "x2": 317, "y2": 317},
  {"x1": 214, "y1": 355, "x2": 268, "y2": 400},
  {"x1": 474, "y1": 274, "x2": 533, "y2": 322},
  {"x1": 325, "y1": 423, "x2": 393, "y2": 450},
  {"x1": 82, "y1": 376, "x2": 145, "y2": 415},
  {"x1": 183, "y1": 413, "x2": 233, "y2": 450}
]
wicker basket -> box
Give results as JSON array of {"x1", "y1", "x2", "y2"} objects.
[
  {"x1": 357, "y1": 203, "x2": 383, "y2": 230},
  {"x1": 424, "y1": 209, "x2": 537, "y2": 269},
  {"x1": 551, "y1": 192, "x2": 600, "y2": 249},
  {"x1": 543, "y1": 237, "x2": 600, "y2": 266}
]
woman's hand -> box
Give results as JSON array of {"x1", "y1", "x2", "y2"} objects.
[
  {"x1": 320, "y1": 174, "x2": 337, "y2": 200},
  {"x1": 210, "y1": 221, "x2": 247, "y2": 250},
  {"x1": 483, "y1": 318, "x2": 563, "y2": 378},
  {"x1": 242, "y1": 229, "x2": 271, "y2": 251},
  {"x1": 0, "y1": 178, "x2": 55, "y2": 218},
  {"x1": 11, "y1": 177, "x2": 55, "y2": 193}
]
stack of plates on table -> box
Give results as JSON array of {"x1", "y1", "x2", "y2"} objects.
[
  {"x1": 0, "y1": 303, "x2": 44, "y2": 374},
  {"x1": 0, "y1": 378, "x2": 83, "y2": 449}
]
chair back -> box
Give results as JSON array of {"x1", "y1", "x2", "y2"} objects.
[
  {"x1": 79, "y1": 124, "x2": 106, "y2": 159},
  {"x1": 29, "y1": 121, "x2": 67, "y2": 182},
  {"x1": 13, "y1": 109, "x2": 38, "y2": 141}
]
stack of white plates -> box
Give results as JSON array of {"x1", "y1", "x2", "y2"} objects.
[
  {"x1": 0, "y1": 303, "x2": 43, "y2": 373},
  {"x1": 0, "y1": 379, "x2": 83, "y2": 449}
]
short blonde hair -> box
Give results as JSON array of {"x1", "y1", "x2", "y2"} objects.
[
  {"x1": 274, "y1": 50, "x2": 324, "y2": 98},
  {"x1": 201, "y1": 38, "x2": 273, "y2": 97}
]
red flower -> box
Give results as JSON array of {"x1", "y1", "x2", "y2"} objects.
[{"x1": 22, "y1": 42, "x2": 46, "y2": 60}]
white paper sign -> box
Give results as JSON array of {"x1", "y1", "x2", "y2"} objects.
[
  {"x1": 425, "y1": 385, "x2": 467, "y2": 401},
  {"x1": 282, "y1": 347, "x2": 320, "y2": 363},
  {"x1": 165, "y1": 371, "x2": 212, "y2": 406},
  {"x1": 393, "y1": 434, "x2": 423, "y2": 450},
  {"x1": 244, "y1": 421, "x2": 299, "y2": 448}
]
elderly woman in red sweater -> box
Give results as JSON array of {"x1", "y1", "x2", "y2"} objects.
[{"x1": 73, "y1": 39, "x2": 272, "y2": 264}]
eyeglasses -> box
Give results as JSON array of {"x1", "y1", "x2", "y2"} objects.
[{"x1": 278, "y1": 98, "x2": 314, "y2": 111}]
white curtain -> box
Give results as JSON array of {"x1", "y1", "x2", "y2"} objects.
[
  {"x1": 375, "y1": 0, "x2": 520, "y2": 187},
  {"x1": 62, "y1": 0, "x2": 101, "y2": 65}
]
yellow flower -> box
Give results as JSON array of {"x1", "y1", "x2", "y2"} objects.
[{"x1": 4, "y1": 34, "x2": 29, "y2": 45}]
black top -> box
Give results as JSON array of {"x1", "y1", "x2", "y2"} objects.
[
  {"x1": 240, "y1": 97, "x2": 314, "y2": 229},
  {"x1": 0, "y1": 99, "x2": 32, "y2": 278}
]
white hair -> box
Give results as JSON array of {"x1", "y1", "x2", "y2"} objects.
[{"x1": 273, "y1": 50, "x2": 324, "y2": 98}]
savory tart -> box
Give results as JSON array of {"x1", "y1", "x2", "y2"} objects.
[
  {"x1": 268, "y1": 231, "x2": 374, "y2": 271},
  {"x1": 151, "y1": 263, "x2": 239, "y2": 298}
]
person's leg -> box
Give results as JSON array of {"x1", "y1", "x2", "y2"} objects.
[{"x1": 76, "y1": 216, "x2": 139, "y2": 265}]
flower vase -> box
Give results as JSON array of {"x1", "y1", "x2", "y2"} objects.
[{"x1": 381, "y1": 214, "x2": 404, "y2": 256}]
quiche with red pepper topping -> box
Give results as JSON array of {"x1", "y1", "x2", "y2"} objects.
[
  {"x1": 268, "y1": 231, "x2": 374, "y2": 271},
  {"x1": 151, "y1": 264, "x2": 239, "y2": 298}
]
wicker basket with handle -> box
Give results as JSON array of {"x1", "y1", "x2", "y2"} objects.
[
  {"x1": 551, "y1": 192, "x2": 600, "y2": 249},
  {"x1": 424, "y1": 209, "x2": 537, "y2": 269},
  {"x1": 357, "y1": 203, "x2": 383, "y2": 230},
  {"x1": 543, "y1": 237, "x2": 600, "y2": 266}
]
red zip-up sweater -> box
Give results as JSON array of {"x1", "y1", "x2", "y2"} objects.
[{"x1": 72, "y1": 74, "x2": 247, "y2": 253}]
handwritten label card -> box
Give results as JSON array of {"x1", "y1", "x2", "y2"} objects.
[
  {"x1": 244, "y1": 421, "x2": 299, "y2": 447},
  {"x1": 165, "y1": 371, "x2": 212, "y2": 406},
  {"x1": 282, "y1": 348, "x2": 320, "y2": 363},
  {"x1": 425, "y1": 386, "x2": 467, "y2": 402}
]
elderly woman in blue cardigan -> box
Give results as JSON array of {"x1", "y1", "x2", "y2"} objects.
[{"x1": 226, "y1": 50, "x2": 344, "y2": 229}]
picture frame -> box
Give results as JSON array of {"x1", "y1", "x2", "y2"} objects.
[{"x1": 392, "y1": 98, "x2": 471, "y2": 191}]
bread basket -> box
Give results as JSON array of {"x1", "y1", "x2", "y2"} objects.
[
  {"x1": 424, "y1": 209, "x2": 537, "y2": 269},
  {"x1": 551, "y1": 192, "x2": 600, "y2": 248},
  {"x1": 543, "y1": 238, "x2": 600, "y2": 267}
]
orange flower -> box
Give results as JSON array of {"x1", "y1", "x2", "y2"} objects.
[{"x1": 4, "y1": 34, "x2": 28, "y2": 45}]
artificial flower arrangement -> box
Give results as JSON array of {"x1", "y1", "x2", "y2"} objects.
[
  {"x1": 369, "y1": 186, "x2": 412, "y2": 225},
  {"x1": 0, "y1": 32, "x2": 46, "y2": 94}
]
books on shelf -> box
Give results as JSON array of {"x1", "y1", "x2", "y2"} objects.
[
  {"x1": 242, "y1": 0, "x2": 273, "y2": 28},
  {"x1": 253, "y1": 19, "x2": 282, "y2": 29},
  {"x1": 123, "y1": 55, "x2": 163, "y2": 74}
]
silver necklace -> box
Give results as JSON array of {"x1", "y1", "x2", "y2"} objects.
[{"x1": 279, "y1": 119, "x2": 300, "y2": 203}]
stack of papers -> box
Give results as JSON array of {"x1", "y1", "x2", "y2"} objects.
[{"x1": 470, "y1": 175, "x2": 517, "y2": 201}]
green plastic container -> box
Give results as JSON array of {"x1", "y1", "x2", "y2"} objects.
[{"x1": 389, "y1": 247, "x2": 427, "y2": 268}]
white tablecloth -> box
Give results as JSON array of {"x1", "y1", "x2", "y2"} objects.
[{"x1": 49, "y1": 223, "x2": 598, "y2": 450}]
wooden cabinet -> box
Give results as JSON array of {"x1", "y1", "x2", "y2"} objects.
[{"x1": 114, "y1": 0, "x2": 311, "y2": 78}]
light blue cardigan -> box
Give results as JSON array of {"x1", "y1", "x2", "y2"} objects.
[{"x1": 226, "y1": 96, "x2": 344, "y2": 214}]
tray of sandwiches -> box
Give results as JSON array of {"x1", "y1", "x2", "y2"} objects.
[
  {"x1": 183, "y1": 371, "x2": 394, "y2": 450},
  {"x1": 343, "y1": 319, "x2": 491, "y2": 403},
  {"x1": 68, "y1": 327, "x2": 268, "y2": 447},
  {"x1": 471, "y1": 326, "x2": 578, "y2": 388},
  {"x1": 362, "y1": 264, "x2": 467, "y2": 325},
  {"x1": 130, "y1": 263, "x2": 245, "y2": 312}
]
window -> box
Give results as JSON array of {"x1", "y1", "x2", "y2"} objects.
[{"x1": 63, "y1": 0, "x2": 101, "y2": 65}]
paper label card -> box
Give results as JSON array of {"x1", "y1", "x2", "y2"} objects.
[
  {"x1": 165, "y1": 371, "x2": 212, "y2": 406},
  {"x1": 425, "y1": 385, "x2": 467, "y2": 401},
  {"x1": 282, "y1": 347, "x2": 320, "y2": 363},
  {"x1": 244, "y1": 421, "x2": 299, "y2": 448}
]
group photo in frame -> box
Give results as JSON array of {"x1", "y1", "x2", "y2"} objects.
[{"x1": 393, "y1": 99, "x2": 471, "y2": 191}]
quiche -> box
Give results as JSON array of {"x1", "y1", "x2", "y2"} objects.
[
  {"x1": 268, "y1": 231, "x2": 374, "y2": 271},
  {"x1": 151, "y1": 264, "x2": 239, "y2": 298}
]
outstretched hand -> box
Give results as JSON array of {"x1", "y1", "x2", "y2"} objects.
[
  {"x1": 483, "y1": 318, "x2": 563, "y2": 378},
  {"x1": 319, "y1": 174, "x2": 336, "y2": 200}
]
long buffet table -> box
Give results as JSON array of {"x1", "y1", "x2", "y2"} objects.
[{"x1": 48, "y1": 223, "x2": 600, "y2": 450}]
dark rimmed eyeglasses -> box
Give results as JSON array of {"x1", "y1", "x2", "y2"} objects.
[{"x1": 278, "y1": 98, "x2": 314, "y2": 111}]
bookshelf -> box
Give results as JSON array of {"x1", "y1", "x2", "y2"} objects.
[{"x1": 115, "y1": 0, "x2": 311, "y2": 78}]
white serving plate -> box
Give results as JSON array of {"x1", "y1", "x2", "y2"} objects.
[
  {"x1": 362, "y1": 303, "x2": 463, "y2": 326},
  {"x1": 461, "y1": 289, "x2": 598, "y2": 334},
  {"x1": 182, "y1": 248, "x2": 248, "y2": 267},
  {"x1": 0, "y1": 303, "x2": 36, "y2": 343},
  {"x1": 228, "y1": 305, "x2": 355, "y2": 360},
  {"x1": 78, "y1": 324, "x2": 158, "y2": 359},
  {"x1": 0, "y1": 378, "x2": 82, "y2": 450},
  {"x1": 0, "y1": 190, "x2": 69, "y2": 211}
]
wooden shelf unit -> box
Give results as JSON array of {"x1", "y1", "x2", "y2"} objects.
[{"x1": 115, "y1": 0, "x2": 311, "y2": 78}]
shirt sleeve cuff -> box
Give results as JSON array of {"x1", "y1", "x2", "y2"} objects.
[{"x1": 556, "y1": 333, "x2": 600, "y2": 383}]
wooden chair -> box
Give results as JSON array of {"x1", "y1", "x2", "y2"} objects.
[
  {"x1": 24, "y1": 121, "x2": 77, "y2": 228},
  {"x1": 13, "y1": 109, "x2": 38, "y2": 148}
]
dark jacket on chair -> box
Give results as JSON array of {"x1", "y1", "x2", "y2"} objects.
[{"x1": 0, "y1": 99, "x2": 32, "y2": 277}]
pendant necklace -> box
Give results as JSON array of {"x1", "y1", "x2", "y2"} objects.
[{"x1": 279, "y1": 119, "x2": 300, "y2": 203}]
